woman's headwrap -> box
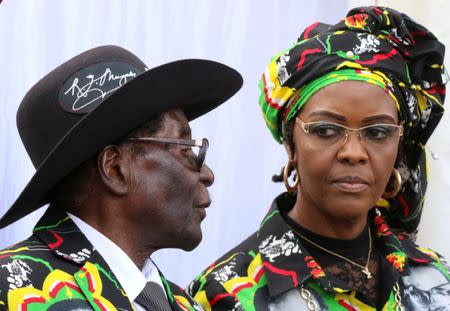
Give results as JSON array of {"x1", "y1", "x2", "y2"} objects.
[{"x1": 259, "y1": 7, "x2": 447, "y2": 234}]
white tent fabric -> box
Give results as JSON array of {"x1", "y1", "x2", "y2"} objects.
[{"x1": 0, "y1": 1, "x2": 448, "y2": 288}]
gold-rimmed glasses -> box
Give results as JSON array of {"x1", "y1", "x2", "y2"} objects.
[{"x1": 295, "y1": 118, "x2": 403, "y2": 149}]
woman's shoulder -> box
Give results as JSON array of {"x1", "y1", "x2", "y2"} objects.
[
  {"x1": 396, "y1": 239, "x2": 450, "y2": 309},
  {"x1": 398, "y1": 234, "x2": 447, "y2": 259},
  {"x1": 187, "y1": 231, "x2": 263, "y2": 309},
  {"x1": 414, "y1": 245, "x2": 449, "y2": 266},
  {"x1": 372, "y1": 212, "x2": 450, "y2": 278},
  {"x1": 398, "y1": 236, "x2": 450, "y2": 278},
  {"x1": 190, "y1": 230, "x2": 261, "y2": 284}
]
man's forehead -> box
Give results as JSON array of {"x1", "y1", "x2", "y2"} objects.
[
  {"x1": 158, "y1": 109, "x2": 191, "y2": 137},
  {"x1": 178, "y1": 123, "x2": 192, "y2": 137}
]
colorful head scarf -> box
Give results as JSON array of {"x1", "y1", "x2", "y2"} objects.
[
  {"x1": 282, "y1": 68, "x2": 400, "y2": 134},
  {"x1": 259, "y1": 7, "x2": 446, "y2": 233}
]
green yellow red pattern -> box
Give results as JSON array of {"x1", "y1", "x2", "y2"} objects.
[
  {"x1": 282, "y1": 68, "x2": 400, "y2": 131},
  {"x1": 8, "y1": 269, "x2": 87, "y2": 310},
  {"x1": 7, "y1": 263, "x2": 115, "y2": 311},
  {"x1": 188, "y1": 192, "x2": 450, "y2": 310},
  {"x1": 0, "y1": 206, "x2": 202, "y2": 311}
]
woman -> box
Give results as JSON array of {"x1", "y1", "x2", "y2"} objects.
[{"x1": 187, "y1": 6, "x2": 450, "y2": 310}]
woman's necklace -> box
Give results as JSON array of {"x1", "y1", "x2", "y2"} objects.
[{"x1": 294, "y1": 227, "x2": 373, "y2": 279}]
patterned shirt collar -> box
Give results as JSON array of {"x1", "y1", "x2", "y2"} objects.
[
  {"x1": 67, "y1": 212, "x2": 165, "y2": 304},
  {"x1": 31, "y1": 205, "x2": 202, "y2": 311},
  {"x1": 256, "y1": 192, "x2": 438, "y2": 298}
]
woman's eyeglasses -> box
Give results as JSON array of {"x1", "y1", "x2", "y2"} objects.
[
  {"x1": 296, "y1": 118, "x2": 403, "y2": 149},
  {"x1": 128, "y1": 137, "x2": 209, "y2": 169}
]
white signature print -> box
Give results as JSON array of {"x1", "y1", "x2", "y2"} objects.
[{"x1": 64, "y1": 68, "x2": 137, "y2": 111}]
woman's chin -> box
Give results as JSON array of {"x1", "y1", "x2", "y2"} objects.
[{"x1": 326, "y1": 198, "x2": 373, "y2": 222}]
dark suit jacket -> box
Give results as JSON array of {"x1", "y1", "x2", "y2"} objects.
[{"x1": 0, "y1": 206, "x2": 202, "y2": 310}]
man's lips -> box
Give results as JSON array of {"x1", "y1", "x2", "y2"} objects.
[
  {"x1": 196, "y1": 201, "x2": 211, "y2": 220},
  {"x1": 197, "y1": 208, "x2": 207, "y2": 220},
  {"x1": 333, "y1": 176, "x2": 370, "y2": 193}
]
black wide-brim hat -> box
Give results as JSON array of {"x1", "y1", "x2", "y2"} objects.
[{"x1": 0, "y1": 45, "x2": 243, "y2": 228}]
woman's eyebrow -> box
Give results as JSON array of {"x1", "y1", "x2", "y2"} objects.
[
  {"x1": 308, "y1": 110, "x2": 346, "y2": 121},
  {"x1": 307, "y1": 111, "x2": 397, "y2": 123},
  {"x1": 363, "y1": 115, "x2": 397, "y2": 123}
]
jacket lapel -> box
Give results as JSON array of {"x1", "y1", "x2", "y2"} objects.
[
  {"x1": 256, "y1": 193, "x2": 325, "y2": 298},
  {"x1": 155, "y1": 265, "x2": 203, "y2": 311},
  {"x1": 33, "y1": 206, "x2": 135, "y2": 311}
]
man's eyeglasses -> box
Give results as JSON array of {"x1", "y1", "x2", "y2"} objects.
[
  {"x1": 128, "y1": 137, "x2": 209, "y2": 169},
  {"x1": 295, "y1": 119, "x2": 403, "y2": 149}
]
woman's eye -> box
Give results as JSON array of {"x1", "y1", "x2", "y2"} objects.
[
  {"x1": 310, "y1": 124, "x2": 342, "y2": 138},
  {"x1": 363, "y1": 126, "x2": 392, "y2": 140}
]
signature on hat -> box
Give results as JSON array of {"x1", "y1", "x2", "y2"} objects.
[{"x1": 64, "y1": 68, "x2": 137, "y2": 112}]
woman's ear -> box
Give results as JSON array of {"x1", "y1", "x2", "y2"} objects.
[
  {"x1": 395, "y1": 143, "x2": 404, "y2": 166},
  {"x1": 97, "y1": 145, "x2": 130, "y2": 195},
  {"x1": 283, "y1": 142, "x2": 297, "y2": 164}
]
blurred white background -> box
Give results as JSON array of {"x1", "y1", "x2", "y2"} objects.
[{"x1": 0, "y1": 0, "x2": 448, "y2": 287}]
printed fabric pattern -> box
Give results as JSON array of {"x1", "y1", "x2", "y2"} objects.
[
  {"x1": 0, "y1": 206, "x2": 203, "y2": 311},
  {"x1": 187, "y1": 193, "x2": 450, "y2": 311}
]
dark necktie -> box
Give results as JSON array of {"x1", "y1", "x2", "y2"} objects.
[{"x1": 135, "y1": 281, "x2": 172, "y2": 311}]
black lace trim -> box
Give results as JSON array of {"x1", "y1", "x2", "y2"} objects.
[{"x1": 284, "y1": 213, "x2": 382, "y2": 306}]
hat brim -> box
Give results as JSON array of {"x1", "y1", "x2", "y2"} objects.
[{"x1": 0, "y1": 59, "x2": 243, "y2": 228}]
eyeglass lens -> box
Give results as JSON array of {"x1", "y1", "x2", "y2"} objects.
[
  {"x1": 196, "y1": 138, "x2": 209, "y2": 167},
  {"x1": 304, "y1": 122, "x2": 401, "y2": 149}
]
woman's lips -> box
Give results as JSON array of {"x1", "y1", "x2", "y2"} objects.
[{"x1": 333, "y1": 176, "x2": 369, "y2": 193}]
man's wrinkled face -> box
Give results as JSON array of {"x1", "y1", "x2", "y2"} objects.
[{"x1": 125, "y1": 109, "x2": 214, "y2": 251}]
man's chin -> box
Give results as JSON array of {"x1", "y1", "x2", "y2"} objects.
[{"x1": 179, "y1": 232, "x2": 203, "y2": 251}]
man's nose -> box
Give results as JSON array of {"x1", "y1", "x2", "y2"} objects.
[{"x1": 200, "y1": 163, "x2": 214, "y2": 187}]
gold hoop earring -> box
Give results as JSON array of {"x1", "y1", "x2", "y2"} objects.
[
  {"x1": 382, "y1": 168, "x2": 402, "y2": 199},
  {"x1": 283, "y1": 161, "x2": 299, "y2": 193}
]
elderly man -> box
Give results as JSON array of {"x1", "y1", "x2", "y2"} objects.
[{"x1": 0, "y1": 45, "x2": 242, "y2": 310}]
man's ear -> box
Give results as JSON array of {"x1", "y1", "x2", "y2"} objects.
[
  {"x1": 97, "y1": 145, "x2": 129, "y2": 195},
  {"x1": 283, "y1": 142, "x2": 298, "y2": 164}
]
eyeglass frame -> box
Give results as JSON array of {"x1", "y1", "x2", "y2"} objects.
[
  {"x1": 127, "y1": 137, "x2": 209, "y2": 169},
  {"x1": 295, "y1": 118, "x2": 404, "y2": 147}
]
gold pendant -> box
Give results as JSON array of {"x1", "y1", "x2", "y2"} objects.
[{"x1": 362, "y1": 267, "x2": 372, "y2": 279}]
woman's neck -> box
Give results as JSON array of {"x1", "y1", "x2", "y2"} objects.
[{"x1": 288, "y1": 196, "x2": 368, "y2": 240}]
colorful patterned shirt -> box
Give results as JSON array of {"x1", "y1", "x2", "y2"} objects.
[
  {"x1": 0, "y1": 205, "x2": 203, "y2": 311},
  {"x1": 187, "y1": 193, "x2": 450, "y2": 310}
]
